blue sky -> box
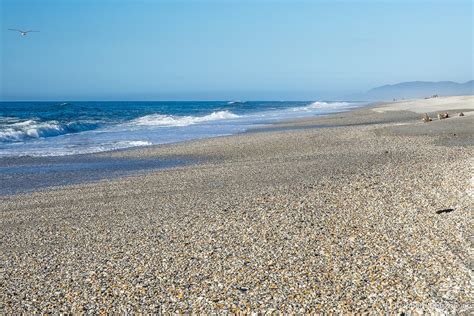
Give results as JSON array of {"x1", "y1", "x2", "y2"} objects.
[{"x1": 1, "y1": 0, "x2": 473, "y2": 101}]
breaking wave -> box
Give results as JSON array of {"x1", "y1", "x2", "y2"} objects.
[
  {"x1": 0, "y1": 119, "x2": 99, "y2": 143},
  {"x1": 0, "y1": 111, "x2": 240, "y2": 144},
  {"x1": 130, "y1": 110, "x2": 240, "y2": 127},
  {"x1": 294, "y1": 101, "x2": 352, "y2": 111}
]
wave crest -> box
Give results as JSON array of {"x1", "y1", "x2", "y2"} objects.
[
  {"x1": 294, "y1": 101, "x2": 352, "y2": 111},
  {"x1": 130, "y1": 110, "x2": 240, "y2": 127},
  {"x1": 0, "y1": 119, "x2": 99, "y2": 143}
]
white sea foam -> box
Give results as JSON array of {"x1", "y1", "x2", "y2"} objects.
[
  {"x1": 0, "y1": 140, "x2": 153, "y2": 157},
  {"x1": 294, "y1": 101, "x2": 352, "y2": 111},
  {"x1": 0, "y1": 119, "x2": 98, "y2": 142},
  {"x1": 130, "y1": 110, "x2": 240, "y2": 127},
  {"x1": 114, "y1": 140, "x2": 152, "y2": 147},
  {"x1": 0, "y1": 120, "x2": 64, "y2": 142}
]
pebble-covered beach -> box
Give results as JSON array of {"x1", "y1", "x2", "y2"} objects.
[{"x1": 1, "y1": 97, "x2": 473, "y2": 313}]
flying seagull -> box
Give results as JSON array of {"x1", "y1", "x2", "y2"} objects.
[{"x1": 8, "y1": 29, "x2": 40, "y2": 36}]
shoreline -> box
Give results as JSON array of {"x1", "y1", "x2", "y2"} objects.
[
  {"x1": 0, "y1": 100, "x2": 363, "y2": 159},
  {"x1": 1, "y1": 96, "x2": 473, "y2": 313},
  {"x1": 0, "y1": 102, "x2": 368, "y2": 196}
]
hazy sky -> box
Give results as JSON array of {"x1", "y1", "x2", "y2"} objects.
[{"x1": 1, "y1": 0, "x2": 473, "y2": 101}]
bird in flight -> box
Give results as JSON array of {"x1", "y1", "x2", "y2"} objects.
[{"x1": 8, "y1": 29, "x2": 40, "y2": 36}]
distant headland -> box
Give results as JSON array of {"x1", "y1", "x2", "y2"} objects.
[{"x1": 351, "y1": 80, "x2": 473, "y2": 101}]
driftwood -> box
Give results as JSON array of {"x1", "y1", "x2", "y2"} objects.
[{"x1": 436, "y1": 208, "x2": 454, "y2": 214}]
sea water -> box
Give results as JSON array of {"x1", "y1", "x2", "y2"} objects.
[{"x1": 0, "y1": 101, "x2": 363, "y2": 157}]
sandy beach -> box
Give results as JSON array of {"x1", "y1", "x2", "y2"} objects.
[{"x1": 1, "y1": 96, "x2": 473, "y2": 313}]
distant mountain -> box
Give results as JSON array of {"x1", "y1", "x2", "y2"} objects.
[{"x1": 351, "y1": 80, "x2": 474, "y2": 101}]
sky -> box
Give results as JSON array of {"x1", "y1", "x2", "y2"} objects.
[{"x1": 1, "y1": 0, "x2": 473, "y2": 101}]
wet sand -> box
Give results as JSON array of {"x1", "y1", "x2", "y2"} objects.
[
  {"x1": 1, "y1": 96, "x2": 473, "y2": 313},
  {"x1": 0, "y1": 155, "x2": 193, "y2": 196}
]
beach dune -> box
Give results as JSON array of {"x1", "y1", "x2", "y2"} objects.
[{"x1": 373, "y1": 95, "x2": 474, "y2": 114}]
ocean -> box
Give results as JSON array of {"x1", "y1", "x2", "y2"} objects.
[{"x1": 0, "y1": 100, "x2": 363, "y2": 157}]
